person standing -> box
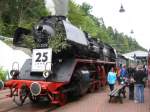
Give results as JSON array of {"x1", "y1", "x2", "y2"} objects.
[
  {"x1": 120, "y1": 64, "x2": 128, "y2": 98},
  {"x1": 107, "y1": 67, "x2": 117, "y2": 91},
  {"x1": 127, "y1": 66, "x2": 136, "y2": 100},
  {"x1": 120, "y1": 64, "x2": 128, "y2": 83},
  {"x1": 134, "y1": 65, "x2": 147, "y2": 103},
  {"x1": 115, "y1": 66, "x2": 121, "y2": 85}
]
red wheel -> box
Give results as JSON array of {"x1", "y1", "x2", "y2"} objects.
[
  {"x1": 13, "y1": 88, "x2": 28, "y2": 106},
  {"x1": 59, "y1": 93, "x2": 67, "y2": 106},
  {"x1": 95, "y1": 82, "x2": 100, "y2": 91},
  {"x1": 89, "y1": 84, "x2": 95, "y2": 93},
  {"x1": 29, "y1": 94, "x2": 39, "y2": 103}
]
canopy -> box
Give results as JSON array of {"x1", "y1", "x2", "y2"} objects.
[{"x1": 123, "y1": 50, "x2": 148, "y2": 59}]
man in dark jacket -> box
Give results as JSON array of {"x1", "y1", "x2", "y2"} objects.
[
  {"x1": 134, "y1": 65, "x2": 147, "y2": 103},
  {"x1": 127, "y1": 67, "x2": 136, "y2": 100}
]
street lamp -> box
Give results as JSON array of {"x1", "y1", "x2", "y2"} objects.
[
  {"x1": 119, "y1": 4, "x2": 125, "y2": 13},
  {"x1": 130, "y1": 29, "x2": 134, "y2": 34}
]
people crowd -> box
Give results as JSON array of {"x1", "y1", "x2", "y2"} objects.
[{"x1": 107, "y1": 64, "x2": 147, "y2": 103}]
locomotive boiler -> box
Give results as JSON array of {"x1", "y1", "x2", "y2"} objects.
[{"x1": 0, "y1": 16, "x2": 116, "y2": 106}]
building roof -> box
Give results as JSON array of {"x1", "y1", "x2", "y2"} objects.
[{"x1": 123, "y1": 50, "x2": 148, "y2": 59}]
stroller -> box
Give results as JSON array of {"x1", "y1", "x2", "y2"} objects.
[{"x1": 120, "y1": 76, "x2": 128, "y2": 98}]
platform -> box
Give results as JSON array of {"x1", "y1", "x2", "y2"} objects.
[{"x1": 53, "y1": 86, "x2": 150, "y2": 112}]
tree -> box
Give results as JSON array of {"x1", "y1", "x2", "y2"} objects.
[
  {"x1": 81, "y1": 2, "x2": 93, "y2": 15},
  {"x1": 0, "y1": 0, "x2": 49, "y2": 36},
  {"x1": 0, "y1": 0, "x2": 146, "y2": 52},
  {"x1": 0, "y1": 67, "x2": 7, "y2": 81}
]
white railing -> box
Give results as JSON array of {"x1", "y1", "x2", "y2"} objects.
[{"x1": 0, "y1": 35, "x2": 13, "y2": 41}]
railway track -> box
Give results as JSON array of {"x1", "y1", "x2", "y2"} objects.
[
  {"x1": 0, "y1": 90, "x2": 58, "y2": 112},
  {"x1": 1, "y1": 88, "x2": 149, "y2": 112}
]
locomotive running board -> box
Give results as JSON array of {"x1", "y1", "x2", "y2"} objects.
[{"x1": 76, "y1": 59, "x2": 116, "y2": 64}]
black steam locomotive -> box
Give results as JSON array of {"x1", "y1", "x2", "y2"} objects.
[{"x1": 0, "y1": 16, "x2": 116, "y2": 106}]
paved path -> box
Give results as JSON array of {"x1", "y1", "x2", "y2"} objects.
[{"x1": 53, "y1": 87, "x2": 150, "y2": 112}]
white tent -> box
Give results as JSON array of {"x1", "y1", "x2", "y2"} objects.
[
  {"x1": 0, "y1": 40, "x2": 30, "y2": 71},
  {"x1": 123, "y1": 55, "x2": 134, "y2": 61},
  {"x1": 123, "y1": 50, "x2": 148, "y2": 59},
  {"x1": 0, "y1": 40, "x2": 13, "y2": 70}
]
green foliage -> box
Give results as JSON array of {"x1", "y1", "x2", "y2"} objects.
[
  {"x1": 21, "y1": 35, "x2": 36, "y2": 48},
  {"x1": 68, "y1": 1, "x2": 146, "y2": 52},
  {"x1": 48, "y1": 20, "x2": 69, "y2": 53},
  {"x1": 48, "y1": 36, "x2": 68, "y2": 53},
  {"x1": 2, "y1": 39, "x2": 13, "y2": 46},
  {"x1": 0, "y1": 0, "x2": 49, "y2": 36},
  {"x1": 81, "y1": 2, "x2": 93, "y2": 15},
  {"x1": 0, "y1": 67, "x2": 7, "y2": 81},
  {"x1": 0, "y1": 0, "x2": 146, "y2": 53}
]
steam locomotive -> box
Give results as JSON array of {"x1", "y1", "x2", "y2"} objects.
[{"x1": 0, "y1": 16, "x2": 116, "y2": 106}]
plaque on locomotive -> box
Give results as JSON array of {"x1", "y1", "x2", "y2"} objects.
[{"x1": 32, "y1": 48, "x2": 52, "y2": 72}]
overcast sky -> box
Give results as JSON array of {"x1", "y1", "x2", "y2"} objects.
[{"x1": 74, "y1": 0, "x2": 150, "y2": 50}]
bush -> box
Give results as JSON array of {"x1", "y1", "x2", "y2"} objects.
[{"x1": 0, "y1": 67, "x2": 7, "y2": 81}]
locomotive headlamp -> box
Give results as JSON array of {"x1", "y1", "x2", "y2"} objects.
[
  {"x1": 36, "y1": 25, "x2": 55, "y2": 37},
  {"x1": 43, "y1": 70, "x2": 50, "y2": 79},
  {"x1": 30, "y1": 82, "x2": 41, "y2": 96},
  {"x1": 12, "y1": 62, "x2": 19, "y2": 71},
  {"x1": 43, "y1": 62, "x2": 52, "y2": 79},
  {"x1": 10, "y1": 62, "x2": 20, "y2": 79},
  {"x1": 10, "y1": 70, "x2": 19, "y2": 79},
  {"x1": 42, "y1": 25, "x2": 55, "y2": 37}
]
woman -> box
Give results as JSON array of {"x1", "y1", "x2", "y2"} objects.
[{"x1": 107, "y1": 67, "x2": 117, "y2": 91}]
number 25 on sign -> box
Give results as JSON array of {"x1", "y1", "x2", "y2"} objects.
[{"x1": 32, "y1": 48, "x2": 52, "y2": 72}]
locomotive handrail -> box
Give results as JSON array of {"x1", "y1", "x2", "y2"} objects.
[
  {"x1": 43, "y1": 62, "x2": 52, "y2": 79},
  {"x1": 12, "y1": 62, "x2": 19, "y2": 71},
  {"x1": 45, "y1": 62, "x2": 52, "y2": 71},
  {"x1": 76, "y1": 58, "x2": 116, "y2": 64}
]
